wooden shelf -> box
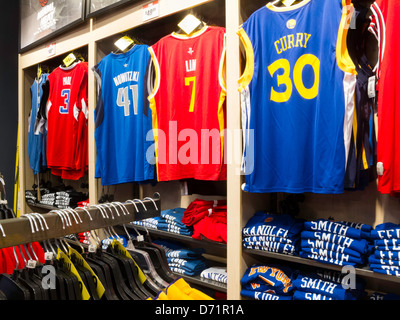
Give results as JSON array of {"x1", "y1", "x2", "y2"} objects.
[
  {"x1": 126, "y1": 224, "x2": 227, "y2": 258},
  {"x1": 243, "y1": 248, "x2": 400, "y2": 294},
  {"x1": 175, "y1": 273, "x2": 227, "y2": 293}
]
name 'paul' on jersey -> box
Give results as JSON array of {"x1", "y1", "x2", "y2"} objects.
[
  {"x1": 238, "y1": 0, "x2": 356, "y2": 194},
  {"x1": 93, "y1": 44, "x2": 155, "y2": 186}
]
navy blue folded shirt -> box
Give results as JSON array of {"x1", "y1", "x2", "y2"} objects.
[
  {"x1": 304, "y1": 219, "x2": 363, "y2": 239},
  {"x1": 242, "y1": 212, "x2": 304, "y2": 239}
]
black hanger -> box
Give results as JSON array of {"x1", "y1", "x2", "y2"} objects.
[
  {"x1": 0, "y1": 247, "x2": 31, "y2": 300},
  {"x1": 109, "y1": 234, "x2": 156, "y2": 299},
  {"x1": 134, "y1": 229, "x2": 176, "y2": 283}
]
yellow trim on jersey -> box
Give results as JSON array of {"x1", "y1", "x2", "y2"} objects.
[
  {"x1": 237, "y1": 28, "x2": 255, "y2": 92},
  {"x1": 266, "y1": 0, "x2": 311, "y2": 12},
  {"x1": 336, "y1": 0, "x2": 357, "y2": 75},
  {"x1": 171, "y1": 25, "x2": 209, "y2": 40},
  {"x1": 148, "y1": 47, "x2": 161, "y2": 179},
  {"x1": 218, "y1": 34, "x2": 227, "y2": 169}
]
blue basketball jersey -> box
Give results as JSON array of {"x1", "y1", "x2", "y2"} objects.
[
  {"x1": 93, "y1": 45, "x2": 155, "y2": 185},
  {"x1": 28, "y1": 74, "x2": 49, "y2": 175},
  {"x1": 238, "y1": 0, "x2": 356, "y2": 194}
]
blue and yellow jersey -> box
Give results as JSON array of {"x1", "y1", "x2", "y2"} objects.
[{"x1": 238, "y1": 0, "x2": 356, "y2": 194}]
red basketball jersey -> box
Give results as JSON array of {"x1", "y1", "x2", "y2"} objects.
[
  {"x1": 369, "y1": 0, "x2": 400, "y2": 194},
  {"x1": 149, "y1": 26, "x2": 227, "y2": 181},
  {"x1": 46, "y1": 61, "x2": 88, "y2": 180}
]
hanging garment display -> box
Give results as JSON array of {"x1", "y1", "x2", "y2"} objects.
[
  {"x1": 46, "y1": 61, "x2": 89, "y2": 181},
  {"x1": 148, "y1": 25, "x2": 227, "y2": 182},
  {"x1": 368, "y1": 0, "x2": 400, "y2": 195},
  {"x1": 27, "y1": 74, "x2": 49, "y2": 175},
  {"x1": 93, "y1": 44, "x2": 155, "y2": 186},
  {"x1": 238, "y1": 0, "x2": 356, "y2": 194}
]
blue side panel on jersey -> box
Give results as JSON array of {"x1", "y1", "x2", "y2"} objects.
[
  {"x1": 94, "y1": 45, "x2": 155, "y2": 185},
  {"x1": 28, "y1": 74, "x2": 49, "y2": 175},
  {"x1": 242, "y1": 1, "x2": 347, "y2": 194}
]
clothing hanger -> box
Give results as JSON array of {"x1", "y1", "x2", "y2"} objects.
[
  {"x1": 107, "y1": 203, "x2": 157, "y2": 298},
  {"x1": 175, "y1": 13, "x2": 207, "y2": 36},
  {"x1": 270, "y1": 0, "x2": 306, "y2": 7},
  {"x1": 127, "y1": 199, "x2": 177, "y2": 283},
  {"x1": 60, "y1": 209, "x2": 100, "y2": 300},
  {"x1": 0, "y1": 238, "x2": 30, "y2": 300}
]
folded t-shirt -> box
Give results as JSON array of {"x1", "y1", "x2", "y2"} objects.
[
  {"x1": 241, "y1": 264, "x2": 294, "y2": 295},
  {"x1": 292, "y1": 274, "x2": 356, "y2": 300},
  {"x1": 241, "y1": 289, "x2": 292, "y2": 301},
  {"x1": 293, "y1": 290, "x2": 334, "y2": 300},
  {"x1": 370, "y1": 223, "x2": 400, "y2": 240},
  {"x1": 301, "y1": 247, "x2": 364, "y2": 265},
  {"x1": 300, "y1": 239, "x2": 363, "y2": 258},
  {"x1": 242, "y1": 212, "x2": 304, "y2": 239},
  {"x1": 299, "y1": 251, "x2": 360, "y2": 267},
  {"x1": 300, "y1": 231, "x2": 368, "y2": 254},
  {"x1": 304, "y1": 220, "x2": 363, "y2": 239},
  {"x1": 374, "y1": 250, "x2": 400, "y2": 261}
]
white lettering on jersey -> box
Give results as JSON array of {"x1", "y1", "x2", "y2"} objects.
[
  {"x1": 63, "y1": 77, "x2": 72, "y2": 86},
  {"x1": 113, "y1": 71, "x2": 140, "y2": 86},
  {"x1": 185, "y1": 59, "x2": 197, "y2": 72}
]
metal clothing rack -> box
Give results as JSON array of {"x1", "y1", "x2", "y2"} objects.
[{"x1": 0, "y1": 193, "x2": 161, "y2": 249}]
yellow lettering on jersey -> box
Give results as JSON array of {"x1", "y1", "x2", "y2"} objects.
[
  {"x1": 274, "y1": 33, "x2": 312, "y2": 54},
  {"x1": 303, "y1": 33, "x2": 312, "y2": 48},
  {"x1": 287, "y1": 34, "x2": 295, "y2": 49},
  {"x1": 295, "y1": 33, "x2": 304, "y2": 48}
]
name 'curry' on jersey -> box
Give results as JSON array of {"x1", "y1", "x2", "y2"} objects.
[{"x1": 239, "y1": 0, "x2": 356, "y2": 194}]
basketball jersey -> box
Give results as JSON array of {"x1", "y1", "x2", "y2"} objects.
[
  {"x1": 28, "y1": 73, "x2": 49, "y2": 175},
  {"x1": 93, "y1": 45, "x2": 155, "y2": 186},
  {"x1": 369, "y1": 0, "x2": 400, "y2": 195},
  {"x1": 238, "y1": 0, "x2": 356, "y2": 194},
  {"x1": 148, "y1": 26, "x2": 227, "y2": 182},
  {"x1": 46, "y1": 61, "x2": 88, "y2": 180}
]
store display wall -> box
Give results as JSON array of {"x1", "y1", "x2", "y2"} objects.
[{"x1": 0, "y1": 2, "x2": 19, "y2": 205}]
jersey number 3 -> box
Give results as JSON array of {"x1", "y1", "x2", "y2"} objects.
[{"x1": 59, "y1": 89, "x2": 71, "y2": 114}]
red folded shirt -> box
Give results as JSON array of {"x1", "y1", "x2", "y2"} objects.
[{"x1": 182, "y1": 199, "x2": 227, "y2": 226}]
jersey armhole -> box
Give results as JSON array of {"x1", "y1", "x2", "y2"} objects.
[
  {"x1": 147, "y1": 47, "x2": 161, "y2": 103},
  {"x1": 237, "y1": 28, "x2": 255, "y2": 92},
  {"x1": 336, "y1": 0, "x2": 357, "y2": 75},
  {"x1": 218, "y1": 34, "x2": 227, "y2": 93},
  {"x1": 369, "y1": 1, "x2": 385, "y2": 78}
]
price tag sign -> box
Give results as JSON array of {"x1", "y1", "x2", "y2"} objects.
[
  {"x1": 143, "y1": 1, "x2": 159, "y2": 22},
  {"x1": 114, "y1": 36, "x2": 134, "y2": 52},
  {"x1": 63, "y1": 53, "x2": 77, "y2": 67},
  {"x1": 178, "y1": 14, "x2": 202, "y2": 35},
  {"x1": 46, "y1": 43, "x2": 56, "y2": 57}
]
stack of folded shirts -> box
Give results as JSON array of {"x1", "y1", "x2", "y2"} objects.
[
  {"x1": 300, "y1": 219, "x2": 370, "y2": 267},
  {"x1": 182, "y1": 199, "x2": 227, "y2": 243},
  {"x1": 292, "y1": 273, "x2": 358, "y2": 300},
  {"x1": 200, "y1": 266, "x2": 228, "y2": 284},
  {"x1": 240, "y1": 264, "x2": 295, "y2": 300},
  {"x1": 182, "y1": 199, "x2": 227, "y2": 226},
  {"x1": 132, "y1": 208, "x2": 193, "y2": 236},
  {"x1": 242, "y1": 212, "x2": 304, "y2": 255},
  {"x1": 368, "y1": 222, "x2": 400, "y2": 277},
  {"x1": 153, "y1": 240, "x2": 208, "y2": 277},
  {"x1": 312, "y1": 269, "x2": 367, "y2": 300}
]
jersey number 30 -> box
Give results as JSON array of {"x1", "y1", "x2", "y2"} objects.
[{"x1": 268, "y1": 54, "x2": 320, "y2": 103}]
